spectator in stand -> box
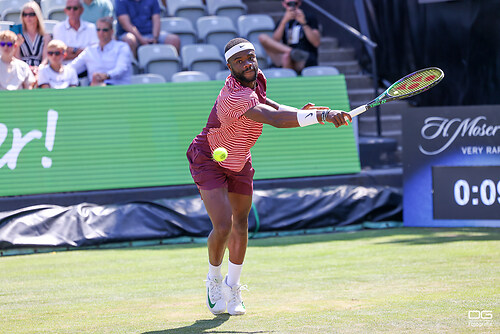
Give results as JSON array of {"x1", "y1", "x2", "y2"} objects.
[
  {"x1": 71, "y1": 17, "x2": 132, "y2": 86},
  {"x1": 0, "y1": 30, "x2": 36, "y2": 90},
  {"x1": 259, "y1": 0, "x2": 320, "y2": 74},
  {"x1": 52, "y1": 0, "x2": 98, "y2": 62},
  {"x1": 38, "y1": 40, "x2": 79, "y2": 88},
  {"x1": 115, "y1": 0, "x2": 180, "y2": 58},
  {"x1": 16, "y1": 1, "x2": 51, "y2": 77},
  {"x1": 81, "y1": 0, "x2": 114, "y2": 24}
]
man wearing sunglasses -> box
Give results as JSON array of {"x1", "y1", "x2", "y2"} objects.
[
  {"x1": 0, "y1": 30, "x2": 36, "y2": 90},
  {"x1": 52, "y1": 0, "x2": 98, "y2": 62},
  {"x1": 71, "y1": 17, "x2": 132, "y2": 86},
  {"x1": 259, "y1": 0, "x2": 320, "y2": 74}
]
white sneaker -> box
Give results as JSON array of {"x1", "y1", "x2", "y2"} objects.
[
  {"x1": 205, "y1": 275, "x2": 226, "y2": 315},
  {"x1": 223, "y1": 276, "x2": 247, "y2": 316}
]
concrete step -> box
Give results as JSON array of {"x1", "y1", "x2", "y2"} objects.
[
  {"x1": 244, "y1": 0, "x2": 282, "y2": 15},
  {"x1": 344, "y1": 74, "x2": 373, "y2": 90},
  {"x1": 348, "y1": 99, "x2": 411, "y2": 114},
  {"x1": 376, "y1": 100, "x2": 412, "y2": 116},
  {"x1": 359, "y1": 114, "x2": 402, "y2": 132},
  {"x1": 319, "y1": 36, "x2": 340, "y2": 50},
  {"x1": 319, "y1": 60, "x2": 361, "y2": 74},
  {"x1": 347, "y1": 88, "x2": 379, "y2": 105},
  {"x1": 359, "y1": 131, "x2": 403, "y2": 151},
  {"x1": 358, "y1": 109, "x2": 403, "y2": 149},
  {"x1": 319, "y1": 47, "x2": 355, "y2": 63}
]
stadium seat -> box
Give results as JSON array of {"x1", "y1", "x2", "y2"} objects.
[
  {"x1": 196, "y1": 16, "x2": 237, "y2": 56},
  {"x1": 0, "y1": 0, "x2": 30, "y2": 23},
  {"x1": 43, "y1": 19, "x2": 59, "y2": 35},
  {"x1": 205, "y1": 0, "x2": 247, "y2": 25},
  {"x1": 253, "y1": 42, "x2": 269, "y2": 69},
  {"x1": 160, "y1": 17, "x2": 197, "y2": 48},
  {"x1": 0, "y1": 20, "x2": 14, "y2": 30},
  {"x1": 215, "y1": 69, "x2": 230, "y2": 81},
  {"x1": 167, "y1": 0, "x2": 206, "y2": 28},
  {"x1": 181, "y1": 44, "x2": 224, "y2": 80},
  {"x1": 131, "y1": 73, "x2": 166, "y2": 84},
  {"x1": 237, "y1": 14, "x2": 274, "y2": 46},
  {"x1": 302, "y1": 66, "x2": 340, "y2": 77},
  {"x1": 40, "y1": 0, "x2": 66, "y2": 20},
  {"x1": 171, "y1": 71, "x2": 211, "y2": 83},
  {"x1": 262, "y1": 68, "x2": 297, "y2": 78},
  {"x1": 138, "y1": 44, "x2": 181, "y2": 82}
]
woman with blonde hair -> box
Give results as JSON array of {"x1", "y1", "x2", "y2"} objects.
[{"x1": 15, "y1": 1, "x2": 51, "y2": 75}]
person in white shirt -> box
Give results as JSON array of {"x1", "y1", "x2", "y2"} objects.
[
  {"x1": 71, "y1": 17, "x2": 132, "y2": 86},
  {"x1": 38, "y1": 40, "x2": 79, "y2": 89},
  {"x1": 0, "y1": 30, "x2": 35, "y2": 90},
  {"x1": 52, "y1": 0, "x2": 98, "y2": 62}
]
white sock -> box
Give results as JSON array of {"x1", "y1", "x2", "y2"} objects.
[
  {"x1": 208, "y1": 261, "x2": 223, "y2": 280},
  {"x1": 226, "y1": 260, "x2": 243, "y2": 287}
]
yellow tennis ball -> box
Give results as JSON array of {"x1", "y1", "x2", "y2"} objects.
[{"x1": 213, "y1": 147, "x2": 228, "y2": 161}]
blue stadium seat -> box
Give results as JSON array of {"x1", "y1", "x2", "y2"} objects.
[
  {"x1": 237, "y1": 14, "x2": 274, "y2": 46},
  {"x1": 138, "y1": 44, "x2": 181, "y2": 82},
  {"x1": 40, "y1": 0, "x2": 66, "y2": 20},
  {"x1": 215, "y1": 69, "x2": 230, "y2": 81},
  {"x1": 262, "y1": 68, "x2": 297, "y2": 79},
  {"x1": 205, "y1": 0, "x2": 247, "y2": 26},
  {"x1": 167, "y1": 0, "x2": 206, "y2": 28},
  {"x1": 196, "y1": 16, "x2": 237, "y2": 56},
  {"x1": 171, "y1": 70, "x2": 211, "y2": 82},
  {"x1": 181, "y1": 44, "x2": 224, "y2": 80},
  {"x1": 1, "y1": 0, "x2": 30, "y2": 23},
  {"x1": 160, "y1": 17, "x2": 197, "y2": 48},
  {"x1": 302, "y1": 66, "x2": 340, "y2": 77},
  {"x1": 131, "y1": 73, "x2": 166, "y2": 84}
]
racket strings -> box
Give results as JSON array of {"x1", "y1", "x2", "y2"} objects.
[{"x1": 388, "y1": 68, "x2": 443, "y2": 97}]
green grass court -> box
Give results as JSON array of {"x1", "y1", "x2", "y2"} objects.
[{"x1": 1, "y1": 227, "x2": 498, "y2": 333}]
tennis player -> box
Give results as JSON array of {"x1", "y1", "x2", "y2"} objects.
[{"x1": 186, "y1": 37, "x2": 351, "y2": 316}]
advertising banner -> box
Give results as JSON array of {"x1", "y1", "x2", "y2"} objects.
[
  {"x1": 0, "y1": 76, "x2": 359, "y2": 197},
  {"x1": 403, "y1": 105, "x2": 500, "y2": 227}
]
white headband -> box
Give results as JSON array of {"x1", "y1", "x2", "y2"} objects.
[{"x1": 224, "y1": 42, "x2": 255, "y2": 62}]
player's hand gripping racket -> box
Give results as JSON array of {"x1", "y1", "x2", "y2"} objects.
[{"x1": 348, "y1": 67, "x2": 444, "y2": 120}]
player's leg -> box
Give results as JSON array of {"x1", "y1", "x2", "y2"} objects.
[
  {"x1": 201, "y1": 187, "x2": 233, "y2": 267},
  {"x1": 200, "y1": 187, "x2": 233, "y2": 315},
  {"x1": 227, "y1": 192, "x2": 251, "y2": 268},
  {"x1": 227, "y1": 192, "x2": 251, "y2": 286},
  {"x1": 222, "y1": 192, "x2": 251, "y2": 316}
]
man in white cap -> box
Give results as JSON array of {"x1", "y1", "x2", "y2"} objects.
[{"x1": 186, "y1": 37, "x2": 351, "y2": 316}]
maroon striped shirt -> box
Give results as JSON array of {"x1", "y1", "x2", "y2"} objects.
[{"x1": 191, "y1": 70, "x2": 268, "y2": 172}]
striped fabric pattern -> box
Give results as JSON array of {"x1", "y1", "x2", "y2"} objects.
[
  {"x1": 205, "y1": 70, "x2": 267, "y2": 172},
  {"x1": 20, "y1": 33, "x2": 44, "y2": 66}
]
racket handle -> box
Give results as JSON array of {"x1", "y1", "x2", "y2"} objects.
[{"x1": 349, "y1": 105, "x2": 368, "y2": 118}]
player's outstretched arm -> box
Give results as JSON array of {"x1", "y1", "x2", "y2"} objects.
[
  {"x1": 265, "y1": 98, "x2": 329, "y2": 112},
  {"x1": 245, "y1": 103, "x2": 351, "y2": 128}
]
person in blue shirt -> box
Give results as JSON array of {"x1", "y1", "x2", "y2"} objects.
[
  {"x1": 115, "y1": 0, "x2": 180, "y2": 58},
  {"x1": 81, "y1": 0, "x2": 114, "y2": 24}
]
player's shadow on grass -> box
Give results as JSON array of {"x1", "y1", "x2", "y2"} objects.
[{"x1": 142, "y1": 314, "x2": 272, "y2": 334}]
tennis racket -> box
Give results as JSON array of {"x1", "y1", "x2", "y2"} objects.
[{"x1": 347, "y1": 67, "x2": 444, "y2": 119}]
